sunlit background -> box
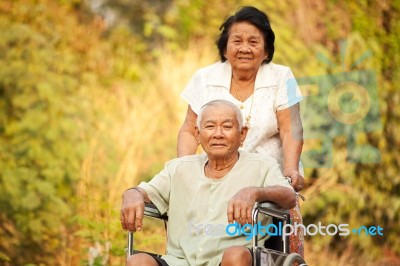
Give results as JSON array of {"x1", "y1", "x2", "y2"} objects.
[{"x1": 0, "y1": 0, "x2": 399, "y2": 265}]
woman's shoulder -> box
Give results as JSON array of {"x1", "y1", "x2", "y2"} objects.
[
  {"x1": 258, "y1": 63, "x2": 297, "y2": 84},
  {"x1": 193, "y1": 61, "x2": 228, "y2": 76},
  {"x1": 263, "y1": 62, "x2": 292, "y2": 74}
]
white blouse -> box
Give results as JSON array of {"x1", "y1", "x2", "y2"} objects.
[{"x1": 181, "y1": 61, "x2": 303, "y2": 169}]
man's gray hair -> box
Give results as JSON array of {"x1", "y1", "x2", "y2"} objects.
[{"x1": 196, "y1": 100, "x2": 244, "y2": 129}]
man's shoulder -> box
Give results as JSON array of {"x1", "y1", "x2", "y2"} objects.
[
  {"x1": 240, "y1": 151, "x2": 280, "y2": 165},
  {"x1": 165, "y1": 154, "x2": 206, "y2": 167}
]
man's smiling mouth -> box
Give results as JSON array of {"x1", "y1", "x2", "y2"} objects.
[{"x1": 211, "y1": 143, "x2": 227, "y2": 147}]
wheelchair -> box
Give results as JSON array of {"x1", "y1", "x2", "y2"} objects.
[{"x1": 126, "y1": 202, "x2": 307, "y2": 266}]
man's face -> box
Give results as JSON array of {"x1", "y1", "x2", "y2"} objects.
[{"x1": 196, "y1": 104, "x2": 247, "y2": 160}]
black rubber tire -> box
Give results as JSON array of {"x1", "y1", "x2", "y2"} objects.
[{"x1": 282, "y1": 253, "x2": 306, "y2": 266}]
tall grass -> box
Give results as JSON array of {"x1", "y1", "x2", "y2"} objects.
[{"x1": 73, "y1": 39, "x2": 217, "y2": 265}]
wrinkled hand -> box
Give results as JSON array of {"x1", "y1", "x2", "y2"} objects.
[
  {"x1": 120, "y1": 189, "x2": 145, "y2": 232},
  {"x1": 227, "y1": 187, "x2": 257, "y2": 225},
  {"x1": 286, "y1": 170, "x2": 304, "y2": 192}
]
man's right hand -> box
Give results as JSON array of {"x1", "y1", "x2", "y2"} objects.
[{"x1": 120, "y1": 188, "x2": 145, "y2": 232}]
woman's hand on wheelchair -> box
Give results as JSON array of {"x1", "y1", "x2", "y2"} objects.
[{"x1": 285, "y1": 170, "x2": 304, "y2": 192}]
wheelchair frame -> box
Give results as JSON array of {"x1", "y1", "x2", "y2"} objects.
[{"x1": 126, "y1": 202, "x2": 306, "y2": 266}]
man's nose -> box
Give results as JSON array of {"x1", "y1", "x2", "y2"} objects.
[{"x1": 213, "y1": 126, "x2": 224, "y2": 137}]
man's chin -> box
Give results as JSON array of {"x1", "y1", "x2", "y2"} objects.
[
  {"x1": 208, "y1": 148, "x2": 238, "y2": 159},
  {"x1": 208, "y1": 149, "x2": 228, "y2": 157}
]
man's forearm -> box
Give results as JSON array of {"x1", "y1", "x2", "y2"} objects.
[{"x1": 255, "y1": 186, "x2": 296, "y2": 209}]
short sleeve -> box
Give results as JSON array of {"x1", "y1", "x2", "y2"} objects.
[
  {"x1": 138, "y1": 166, "x2": 171, "y2": 214},
  {"x1": 275, "y1": 67, "x2": 303, "y2": 111},
  {"x1": 180, "y1": 69, "x2": 207, "y2": 114}
]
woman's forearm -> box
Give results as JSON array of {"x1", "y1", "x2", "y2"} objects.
[
  {"x1": 281, "y1": 132, "x2": 303, "y2": 175},
  {"x1": 177, "y1": 105, "x2": 199, "y2": 157},
  {"x1": 177, "y1": 130, "x2": 199, "y2": 157},
  {"x1": 277, "y1": 103, "x2": 304, "y2": 175}
]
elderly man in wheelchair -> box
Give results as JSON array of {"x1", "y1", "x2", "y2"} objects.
[{"x1": 121, "y1": 100, "x2": 306, "y2": 266}]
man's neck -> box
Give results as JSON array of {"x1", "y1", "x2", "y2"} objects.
[{"x1": 205, "y1": 154, "x2": 239, "y2": 179}]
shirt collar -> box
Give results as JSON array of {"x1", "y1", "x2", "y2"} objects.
[{"x1": 207, "y1": 62, "x2": 278, "y2": 90}]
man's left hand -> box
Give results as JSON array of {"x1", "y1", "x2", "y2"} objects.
[{"x1": 227, "y1": 187, "x2": 257, "y2": 225}]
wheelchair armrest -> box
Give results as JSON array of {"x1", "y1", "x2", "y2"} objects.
[
  {"x1": 144, "y1": 203, "x2": 168, "y2": 220},
  {"x1": 252, "y1": 201, "x2": 291, "y2": 254},
  {"x1": 256, "y1": 201, "x2": 290, "y2": 221}
]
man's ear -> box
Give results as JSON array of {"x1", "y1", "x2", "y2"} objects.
[{"x1": 194, "y1": 126, "x2": 200, "y2": 143}]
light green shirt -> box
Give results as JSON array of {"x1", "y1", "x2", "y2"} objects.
[{"x1": 139, "y1": 151, "x2": 293, "y2": 266}]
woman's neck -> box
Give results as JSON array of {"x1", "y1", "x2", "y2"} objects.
[
  {"x1": 231, "y1": 73, "x2": 256, "y2": 102},
  {"x1": 232, "y1": 69, "x2": 257, "y2": 83}
]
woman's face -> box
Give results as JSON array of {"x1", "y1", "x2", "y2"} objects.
[{"x1": 224, "y1": 22, "x2": 267, "y2": 72}]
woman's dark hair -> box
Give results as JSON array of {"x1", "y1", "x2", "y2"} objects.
[{"x1": 216, "y1": 6, "x2": 275, "y2": 64}]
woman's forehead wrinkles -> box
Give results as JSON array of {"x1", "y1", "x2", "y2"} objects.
[{"x1": 231, "y1": 30, "x2": 262, "y2": 38}]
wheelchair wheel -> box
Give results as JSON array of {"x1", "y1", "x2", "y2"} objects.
[{"x1": 282, "y1": 253, "x2": 306, "y2": 266}]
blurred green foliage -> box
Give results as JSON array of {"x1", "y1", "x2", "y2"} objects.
[{"x1": 0, "y1": 0, "x2": 399, "y2": 265}]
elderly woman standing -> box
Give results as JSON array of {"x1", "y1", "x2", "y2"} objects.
[{"x1": 177, "y1": 6, "x2": 305, "y2": 256}]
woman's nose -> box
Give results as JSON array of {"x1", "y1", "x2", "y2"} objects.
[{"x1": 239, "y1": 44, "x2": 251, "y2": 53}]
